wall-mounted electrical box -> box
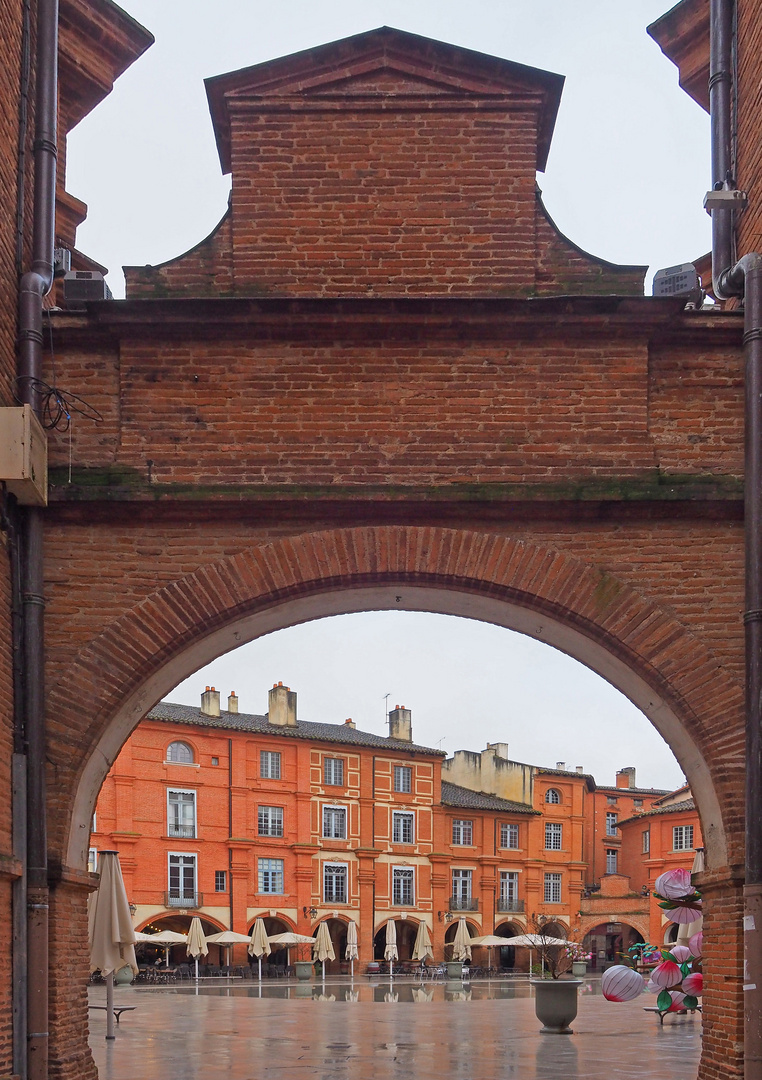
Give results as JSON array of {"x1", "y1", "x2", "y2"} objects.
[{"x1": 0, "y1": 405, "x2": 48, "y2": 506}]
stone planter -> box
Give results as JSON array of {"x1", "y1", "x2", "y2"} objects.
[
  {"x1": 294, "y1": 961, "x2": 313, "y2": 981},
  {"x1": 530, "y1": 978, "x2": 582, "y2": 1034},
  {"x1": 571, "y1": 962, "x2": 588, "y2": 977},
  {"x1": 445, "y1": 961, "x2": 464, "y2": 979}
]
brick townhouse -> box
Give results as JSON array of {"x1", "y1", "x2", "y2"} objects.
[{"x1": 90, "y1": 683, "x2": 699, "y2": 970}]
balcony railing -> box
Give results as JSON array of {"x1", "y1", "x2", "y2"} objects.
[
  {"x1": 168, "y1": 824, "x2": 196, "y2": 838},
  {"x1": 497, "y1": 898, "x2": 524, "y2": 913},
  {"x1": 449, "y1": 896, "x2": 478, "y2": 911},
  {"x1": 164, "y1": 892, "x2": 203, "y2": 908}
]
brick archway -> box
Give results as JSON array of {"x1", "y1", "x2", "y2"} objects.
[
  {"x1": 52, "y1": 525, "x2": 739, "y2": 876},
  {"x1": 579, "y1": 915, "x2": 650, "y2": 945}
]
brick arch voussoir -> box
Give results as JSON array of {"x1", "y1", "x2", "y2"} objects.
[{"x1": 50, "y1": 526, "x2": 741, "y2": 866}]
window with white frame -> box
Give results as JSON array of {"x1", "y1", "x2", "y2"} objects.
[
  {"x1": 167, "y1": 789, "x2": 196, "y2": 838},
  {"x1": 168, "y1": 853, "x2": 197, "y2": 904},
  {"x1": 673, "y1": 825, "x2": 694, "y2": 851},
  {"x1": 215, "y1": 870, "x2": 227, "y2": 892},
  {"x1": 606, "y1": 812, "x2": 618, "y2": 837},
  {"x1": 258, "y1": 805, "x2": 284, "y2": 837},
  {"x1": 545, "y1": 822, "x2": 562, "y2": 850},
  {"x1": 606, "y1": 848, "x2": 618, "y2": 874},
  {"x1": 544, "y1": 872, "x2": 562, "y2": 903},
  {"x1": 260, "y1": 750, "x2": 281, "y2": 779},
  {"x1": 323, "y1": 805, "x2": 347, "y2": 839},
  {"x1": 167, "y1": 741, "x2": 194, "y2": 764},
  {"x1": 500, "y1": 823, "x2": 519, "y2": 849},
  {"x1": 392, "y1": 867, "x2": 414, "y2": 906},
  {"x1": 500, "y1": 871, "x2": 519, "y2": 904},
  {"x1": 393, "y1": 765, "x2": 412, "y2": 793},
  {"x1": 324, "y1": 757, "x2": 344, "y2": 786},
  {"x1": 323, "y1": 862, "x2": 347, "y2": 903},
  {"x1": 392, "y1": 810, "x2": 414, "y2": 844},
  {"x1": 545, "y1": 788, "x2": 560, "y2": 804},
  {"x1": 452, "y1": 819, "x2": 473, "y2": 845},
  {"x1": 88, "y1": 848, "x2": 98, "y2": 873},
  {"x1": 642, "y1": 829, "x2": 650, "y2": 854},
  {"x1": 451, "y1": 868, "x2": 472, "y2": 901},
  {"x1": 258, "y1": 858, "x2": 284, "y2": 894}
]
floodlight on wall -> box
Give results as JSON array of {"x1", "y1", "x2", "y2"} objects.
[{"x1": 652, "y1": 263, "x2": 703, "y2": 308}]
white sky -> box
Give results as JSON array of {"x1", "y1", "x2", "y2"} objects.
[{"x1": 66, "y1": 0, "x2": 708, "y2": 792}]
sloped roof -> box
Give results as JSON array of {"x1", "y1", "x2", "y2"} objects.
[
  {"x1": 205, "y1": 25, "x2": 564, "y2": 173},
  {"x1": 440, "y1": 781, "x2": 539, "y2": 815},
  {"x1": 147, "y1": 700, "x2": 445, "y2": 756},
  {"x1": 618, "y1": 799, "x2": 696, "y2": 826},
  {"x1": 535, "y1": 766, "x2": 596, "y2": 792},
  {"x1": 597, "y1": 785, "x2": 671, "y2": 797}
]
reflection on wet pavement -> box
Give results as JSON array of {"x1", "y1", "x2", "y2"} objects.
[{"x1": 89, "y1": 977, "x2": 701, "y2": 1080}]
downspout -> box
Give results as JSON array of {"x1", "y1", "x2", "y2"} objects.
[
  {"x1": 709, "y1": 1, "x2": 762, "y2": 1075},
  {"x1": 15, "y1": 0, "x2": 58, "y2": 1077}
]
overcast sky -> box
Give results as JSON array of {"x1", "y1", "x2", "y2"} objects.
[{"x1": 66, "y1": 1, "x2": 709, "y2": 792}]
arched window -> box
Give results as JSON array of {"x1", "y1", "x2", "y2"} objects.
[
  {"x1": 545, "y1": 788, "x2": 561, "y2": 804},
  {"x1": 167, "y1": 741, "x2": 194, "y2": 764}
]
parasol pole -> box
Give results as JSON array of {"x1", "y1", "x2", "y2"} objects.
[
  {"x1": 258, "y1": 956, "x2": 262, "y2": 981},
  {"x1": 105, "y1": 972, "x2": 115, "y2": 1041},
  {"x1": 194, "y1": 957, "x2": 199, "y2": 980}
]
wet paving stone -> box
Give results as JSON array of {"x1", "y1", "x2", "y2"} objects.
[{"x1": 89, "y1": 978, "x2": 701, "y2": 1080}]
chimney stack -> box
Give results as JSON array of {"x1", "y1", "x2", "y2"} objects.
[
  {"x1": 556, "y1": 761, "x2": 566, "y2": 771},
  {"x1": 228, "y1": 691, "x2": 239, "y2": 713},
  {"x1": 616, "y1": 766, "x2": 637, "y2": 789},
  {"x1": 575, "y1": 765, "x2": 584, "y2": 774},
  {"x1": 201, "y1": 686, "x2": 221, "y2": 717},
  {"x1": 268, "y1": 682, "x2": 297, "y2": 727},
  {"x1": 344, "y1": 718, "x2": 356, "y2": 729},
  {"x1": 388, "y1": 704, "x2": 412, "y2": 742}
]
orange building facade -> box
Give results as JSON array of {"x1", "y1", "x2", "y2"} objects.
[{"x1": 90, "y1": 683, "x2": 701, "y2": 970}]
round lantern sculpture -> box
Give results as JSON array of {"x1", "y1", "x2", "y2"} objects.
[{"x1": 601, "y1": 965, "x2": 645, "y2": 1002}]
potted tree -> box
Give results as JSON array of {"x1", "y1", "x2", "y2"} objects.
[{"x1": 528, "y1": 915, "x2": 582, "y2": 1034}]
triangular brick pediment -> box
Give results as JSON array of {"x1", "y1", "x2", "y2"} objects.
[{"x1": 207, "y1": 26, "x2": 564, "y2": 173}]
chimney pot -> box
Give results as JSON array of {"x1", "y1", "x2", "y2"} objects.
[
  {"x1": 576, "y1": 765, "x2": 584, "y2": 773},
  {"x1": 388, "y1": 705, "x2": 412, "y2": 742},
  {"x1": 344, "y1": 718, "x2": 356, "y2": 728},
  {"x1": 556, "y1": 761, "x2": 566, "y2": 771},
  {"x1": 201, "y1": 686, "x2": 221, "y2": 717},
  {"x1": 268, "y1": 683, "x2": 297, "y2": 726},
  {"x1": 228, "y1": 691, "x2": 239, "y2": 714}
]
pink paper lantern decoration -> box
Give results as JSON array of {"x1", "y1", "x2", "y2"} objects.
[
  {"x1": 650, "y1": 960, "x2": 683, "y2": 988},
  {"x1": 666, "y1": 901, "x2": 703, "y2": 924},
  {"x1": 654, "y1": 869, "x2": 693, "y2": 899},
  {"x1": 682, "y1": 972, "x2": 703, "y2": 996},
  {"x1": 669, "y1": 945, "x2": 691, "y2": 963},
  {"x1": 667, "y1": 991, "x2": 687, "y2": 1012},
  {"x1": 689, "y1": 931, "x2": 703, "y2": 958},
  {"x1": 601, "y1": 965, "x2": 645, "y2": 1002}
]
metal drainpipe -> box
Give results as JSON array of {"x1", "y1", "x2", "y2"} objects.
[
  {"x1": 710, "y1": 2, "x2": 762, "y2": 1075},
  {"x1": 15, "y1": 0, "x2": 58, "y2": 1076}
]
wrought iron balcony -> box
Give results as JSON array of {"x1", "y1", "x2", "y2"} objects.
[
  {"x1": 448, "y1": 896, "x2": 478, "y2": 911},
  {"x1": 164, "y1": 892, "x2": 202, "y2": 909},
  {"x1": 497, "y1": 898, "x2": 525, "y2": 913}
]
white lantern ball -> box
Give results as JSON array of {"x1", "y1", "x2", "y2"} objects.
[{"x1": 601, "y1": 965, "x2": 645, "y2": 1002}]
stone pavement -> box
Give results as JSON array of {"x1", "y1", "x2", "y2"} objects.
[{"x1": 88, "y1": 978, "x2": 701, "y2": 1080}]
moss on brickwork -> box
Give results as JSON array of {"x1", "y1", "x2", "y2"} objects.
[{"x1": 47, "y1": 467, "x2": 743, "y2": 503}]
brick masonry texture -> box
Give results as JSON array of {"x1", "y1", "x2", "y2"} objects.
[{"x1": 0, "y1": 11, "x2": 755, "y2": 1080}]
